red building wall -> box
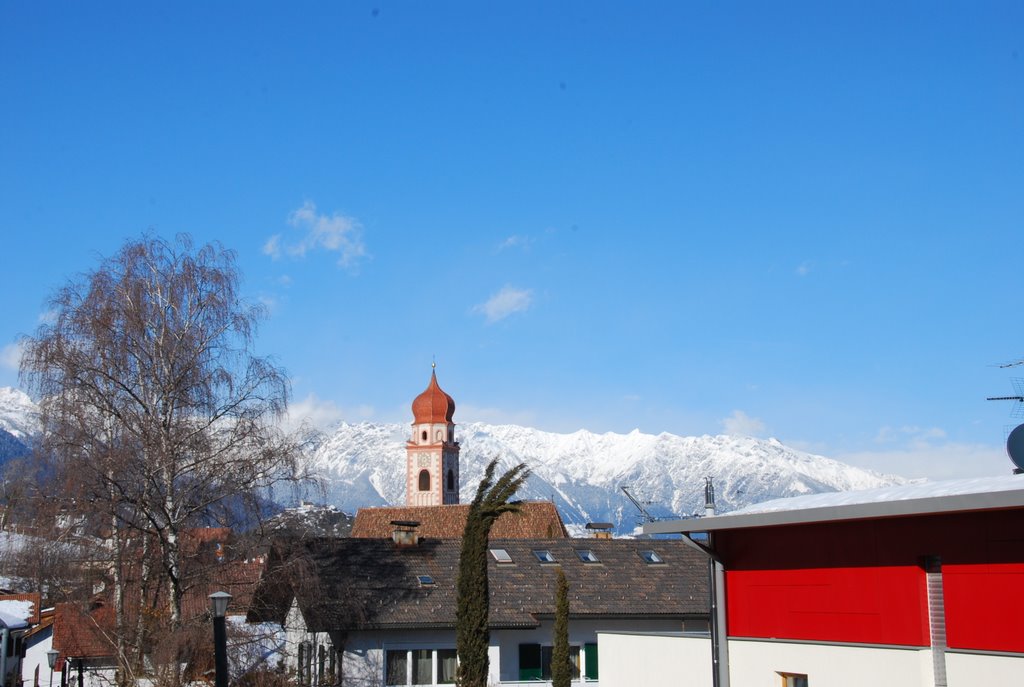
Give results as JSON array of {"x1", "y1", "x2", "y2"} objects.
[{"x1": 715, "y1": 508, "x2": 1024, "y2": 652}]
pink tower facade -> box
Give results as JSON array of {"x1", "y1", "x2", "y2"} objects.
[{"x1": 406, "y1": 368, "x2": 460, "y2": 506}]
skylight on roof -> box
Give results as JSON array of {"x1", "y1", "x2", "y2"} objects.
[
  {"x1": 533, "y1": 549, "x2": 556, "y2": 563},
  {"x1": 417, "y1": 575, "x2": 435, "y2": 586},
  {"x1": 489, "y1": 548, "x2": 513, "y2": 564},
  {"x1": 575, "y1": 549, "x2": 600, "y2": 563},
  {"x1": 639, "y1": 550, "x2": 664, "y2": 564}
]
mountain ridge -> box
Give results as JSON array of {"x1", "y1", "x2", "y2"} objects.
[
  {"x1": 0, "y1": 386, "x2": 907, "y2": 533},
  {"x1": 309, "y1": 419, "x2": 907, "y2": 533}
]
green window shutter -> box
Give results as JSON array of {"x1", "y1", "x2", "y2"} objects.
[
  {"x1": 519, "y1": 643, "x2": 542, "y2": 680},
  {"x1": 584, "y1": 643, "x2": 599, "y2": 680}
]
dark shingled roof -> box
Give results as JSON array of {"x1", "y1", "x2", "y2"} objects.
[
  {"x1": 248, "y1": 537, "x2": 708, "y2": 631},
  {"x1": 351, "y1": 502, "x2": 569, "y2": 539}
]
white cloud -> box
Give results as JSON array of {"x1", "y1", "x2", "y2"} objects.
[
  {"x1": 1, "y1": 342, "x2": 23, "y2": 371},
  {"x1": 285, "y1": 393, "x2": 374, "y2": 432},
  {"x1": 796, "y1": 261, "x2": 812, "y2": 277},
  {"x1": 473, "y1": 286, "x2": 533, "y2": 323},
  {"x1": 457, "y1": 403, "x2": 538, "y2": 427},
  {"x1": 836, "y1": 441, "x2": 1007, "y2": 481},
  {"x1": 264, "y1": 201, "x2": 367, "y2": 269},
  {"x1": 497, "y1": 235, "x2": 531, "y2": 251},
  {"x1": 721, "y1": 410, "x2": 767, "y2": 437},
  {"x1": 263, "y1": 234, "x2": 282, "y2": 259},
  {"x1": 875, "y1": 425, "x2": 947, "y2": 445}
]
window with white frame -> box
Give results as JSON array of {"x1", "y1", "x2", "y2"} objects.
[{"x1": 384, "y1": 648, "x2": 457, "y2": 686}]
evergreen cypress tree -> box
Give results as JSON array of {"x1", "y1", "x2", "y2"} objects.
[
  {"x1": 551, "y1": 567, "x2": 571, "y2": 687},
  {"x1": 455, "y1": 458, "x2": 531, "y2": 687}
]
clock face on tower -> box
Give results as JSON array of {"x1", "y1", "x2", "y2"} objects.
[{"x1": 417, "y1": 454, "x2": 431, "y2": 467}]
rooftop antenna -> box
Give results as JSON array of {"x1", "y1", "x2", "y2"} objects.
[
  {"x1": 621, "y1": 485, "x2": 656, "y2": 525},
  {"x1": 987, "y1": 378, "x2": 1024, "y2": 419},
  {"x1": 987, "y1": 368, "x2": 1024, "y2": 473}
]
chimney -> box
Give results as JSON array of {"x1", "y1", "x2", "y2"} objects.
[
  {"x1": 390, "y1": 520, "x2": 421, "y2": 547},
  {"x1": 585, "y1": 523, "x2": 614, "y2": 540},
  {"x1": 704, "y1": 477, "x2": 716, "y2": 517}
]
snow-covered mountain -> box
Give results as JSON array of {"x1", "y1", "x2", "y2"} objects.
[
  {"x1": 310, "y1": 421, "x2": 907, "y2": 533},
  {"x1": 0, "y1": 388, "x2": 37, "y2": 462},
  {"x1": 0, "y1": 388, "x2": 38, "y2": 441},
  {"x1": 0, "y1": 386, "x2": 907, "y2": 533}
]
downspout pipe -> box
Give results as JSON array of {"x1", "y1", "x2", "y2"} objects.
[
  {"x1": 0, "y1": 624, "x2": 9, "y2": 687},
  {"x1": 680, "y1": 533, "x2": 729, "y2": 687}
]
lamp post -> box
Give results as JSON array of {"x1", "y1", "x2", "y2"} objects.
[
  {"x1": 46, "y1": 649, "x2": 59, "y2": 687},
  {"x1": 209, "y1": 591, "x2": 232, "y2": 687}
]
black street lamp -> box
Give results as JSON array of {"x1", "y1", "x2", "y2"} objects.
[
  {"x1": 46, "y1": 650, "x2": 58, "y2": 687},
  {"x1": 209, "y1": 591, "x2": 232, "y2": 687}
]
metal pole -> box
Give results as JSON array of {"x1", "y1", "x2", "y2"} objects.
[
  {"x1": 0, "y1": 626, "x2": 9, "y2": 687},
  {"x1": 213, "y1": 614, "x2": 228, "y2": 687}
]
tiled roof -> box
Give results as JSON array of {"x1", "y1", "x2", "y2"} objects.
[
  {"x1": 50, "y1": 555, "x2": 265, "y2": 668},
  {"x1": 180, "y1": 558, "x2": 267, "y2": 621},
  {"x1": 248, "y1": 537, "x2": 708, "y2": 631},
  {"x1": 351, "y1": 502, "x2": 569, "y2": 539},
  {"x1": 52, "y1": 602, "x2": 116, "y2": 668}
]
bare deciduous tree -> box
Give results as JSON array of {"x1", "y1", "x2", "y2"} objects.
[{"x1": 20, "y1": 234, "x2": 312, "y2": 684}]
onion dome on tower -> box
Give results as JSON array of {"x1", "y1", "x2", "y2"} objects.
[{"x1": 412, "y1": 368, "x2": 456, "y2": 424}]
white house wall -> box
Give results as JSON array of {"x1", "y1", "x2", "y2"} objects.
[
  {"x1": 597, "y1": 632, "x2": 710, "y2": 687},
  {"x1": 492, "y1": 618, "x2": 681, "y2": 684},
  {"x1": 284, "y1": 617, "x2": 686, "y2": 686},
  {"x1": 596, "y1": 633, "x2": 1024, "y2": 687},
  {"x1": 946, "y1": 651, "x2": 1024, "y2": 687},
  {"x1": 728, "y1": 639, "x2": 932, "y2": 687}
]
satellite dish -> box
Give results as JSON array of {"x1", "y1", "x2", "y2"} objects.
[{"x1": 1007, "y1": 424, "x2": 1024, "y2": 471}]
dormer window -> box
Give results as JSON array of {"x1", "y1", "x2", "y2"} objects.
[
  {"x1": 533, "y1": 550, "x2": 557, "y2": 564},
  {"x1": 490, "y1": 548, "x2": 513, "y2": 564},
  {"x1": 639, "y1": 550, "x2": 664, "y2": 564},
  {"x1": 575, "y1": 549, "x2": 600, "y2": 564}
]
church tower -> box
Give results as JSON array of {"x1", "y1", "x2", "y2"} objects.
[{"x1": 407, "y1": 366, "x2": 460, "y2": 506}]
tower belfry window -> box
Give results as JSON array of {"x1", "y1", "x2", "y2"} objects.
[
  {"x1": 418, "y1": 469, "x2": 430, "y2": 492},
  {"x1": 447, "y1": 469, "x2": 455, "y2": 491},
  {"x1": 421, "y1": 430, "x2": 427, "y2": 441}
]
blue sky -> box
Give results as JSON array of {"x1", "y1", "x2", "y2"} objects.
[{"x1": 2, "y1": 2, "x2": 1022, "y2": 480}]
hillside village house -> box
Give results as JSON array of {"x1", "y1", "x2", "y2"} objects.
[
  {"x1": 631, "y1": 474, "x2": 1024, "y2": 687},
  {"x1": 248, "y1": 533, "x2": 708, "y2": 687}
]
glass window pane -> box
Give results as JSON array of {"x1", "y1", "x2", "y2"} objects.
[
  {"x1": 438, "y1": 649, "x2": 457, "y2": 684},
  {"x1": 412, "y1": 649, "x2": 432, "y2": 685},
  {"x1": 518, "y1": 643, "x2": 542, "y2": 680},
  {"x1": 385, "y1": 650, "x2": 407, "y2": 686},
  {"x1": 569, "y1": 646, "x2": 581, "y2": 679},
  {"x1": 584, "y1": 642, "x2": 599, "y2": 679}
]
